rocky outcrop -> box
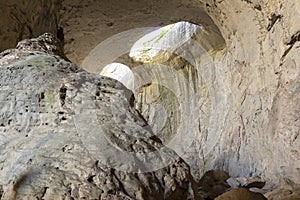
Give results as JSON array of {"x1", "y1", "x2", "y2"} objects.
[
  {"x1": 215, "y1": 188, "x2": 267, "y2": 200},
  {"x1": 0, "y1": 33, "x2": 68, "y2": 66},
  {"x1": 0, "y1": 34, "x2": 199, "y2": 199},
  {"x1": 0, "y1": 0, "x2": 61, "y2": 52},
  {"x1": 226, "y1": 176, "x2": 266, "y2": 189},
  {"x1": 100, "y1": 63, "x2": 135, "y2": 91},
  {"x1": 198, "y1": 170, "x2": 230, "y2": 199},
  {"x1": 197, "y1": 0, "x2": 300, "y2": 190},
  {"x1": 0, "y1": 0, "x2": 299, "y2": 199},
  {"x1": 75, "y1": 1, "x2": 300, "y2": 192},
  {"x1": 197, "y1": 170, "x2": 269, "y2": 199},
  {"x1": 265, "y1": 187, "x2": 300, "y2": 200}
]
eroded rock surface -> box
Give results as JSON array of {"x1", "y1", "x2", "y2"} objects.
[
  {"x1": 215, "y1": 188, "x2": 267, "y2": 200},
  {"x1": 265, "y1": 187, "x2": 300, "y2": 200},
  {"x1": 0, "y1": 0, "x2": 300, "y2": 199},
  {"x1": 226, "y1": 176, "x2": 266, "y2": 189},
  {"x1": 100, "y1": 63, "x2": 135, "y2": 91},
  {"x1": 75, "y1": 1, "x2": 300, "y2": 191},
  {"x1": 198, "y1": 170, "x2": 230, "y2": 200},
  {"x1": 0, "y1": 0, "x2": 61, "y2": 52},
  {"x1": 199, "y1": 1, "x2": 300, "y2": 190},
  {"x1": 0, "y1": 34, "x2": 199, "y2": 200}
]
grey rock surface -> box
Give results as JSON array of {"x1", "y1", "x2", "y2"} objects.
[
  {"x1": 0, "y1": 34, "x2": 200, "y2": 200},
  {"x1": 226, "y1": 177, "x2": 266, "y2": 189},
  {"x1": 0, "y1": 0, "x2": 300, "y2": 199},
  {"x1": 73, "y1": 1, "x2": 300, "y2": 191}
]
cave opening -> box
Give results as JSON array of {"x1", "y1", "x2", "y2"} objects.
[
  {"x1": 81, "y1": 18, "x2": 226, "y2": 181},
  {"x1": 1, "y1": 0, "x2": 299, "y2": 199}
]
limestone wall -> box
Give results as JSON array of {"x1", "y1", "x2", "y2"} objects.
[
  {"x1": 0, "y1": 0, "x2": 299, "y2": 193},
  {"x1": 197, "y1": 0, "x2": 300, "y2": 187}
]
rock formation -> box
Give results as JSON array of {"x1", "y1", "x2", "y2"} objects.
[
  {"x1": 0, "y1": 0, "x2": 61, "y2": 52},
  {"x1": 0, "y1": 34, "x2": 200, "y2": 199},
  {"x1": 0, "y1": 0, "x2": 299, "y2": 199},
  {"x1": 215, "y1": 188, "x2": 267, "y2": 200},
  {"x1": 100, "y1": 63, "x2": 135, "y2": 91},
  {"x1": 66, "y1": 0, "x2": 300, "y2": 197}
]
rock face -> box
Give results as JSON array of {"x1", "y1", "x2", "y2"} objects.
[
  {"x1": 0, "y1": 34, "x2": 199, "y2": 199},
  {"x1": 0, "y1": 0, "x2": 300, "y2": 199},
  {"x1": 72, "y1": 0, "x2": 300, "y2": 191},
  {"x1": 198, "y1": 170, "x2": 230, "y2": 199},
  {"x1": 215, "y1": 188, "x2": 267, "y2": 200},
  {"x1": 226, "y1": 176, "x2": 266, "y2": 189},
  {"x1": 129, "y1": 21, "x2": 204, "y2": 62},
  {"x1": 100, "y1": 63, "x2": 135, "y2": 91},
  {"x1": 60, "y1": 0, "x2": 222, "y2": 66},
  {"x1": 80, "y1": 21, "x2": 222, "y2": 180},
  {"x1": 197, "y1": 0, "x2": 300, "y2": 189},
  {"x1": 0, "y1": 0, "x2": 61, "y2": 52},
  {"x1": 124, "y1": 21, "x2": 223, "y2": 180},
  {"x1": 265, "y1": 187, "x2": 300, "y2": 200}
]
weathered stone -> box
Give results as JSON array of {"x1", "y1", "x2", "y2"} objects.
[
  {"x1": 0, "y1": 0, "x2": 61, "y2": 52},
  {"x1": 265, "y1": 187, "x2": 300, "y2": 200},
  {"x1": 198, "y1": 170, "x2": 230, "y2": 200},
  {"x1": 61, "y1": 1, "x2": 300, "y2": 191},
  {"x1": 215, "y1": 188, "x2": 267, "y2": 200},
  {"x1": 123, "y1": 22, "x2": 221, "y2": 179},
  {"x1": 0, "y1": 33, "x2": 68, "y2": 66},
  {"x1": 129, "y1": 21, "x2": 203, "y2": 62},
  {"x1": 100, "y1": 63, "x2": 135, "y2": 91},
  {"x1": 1, "y1": 0, "x2": 300, "y2": 198},
  {"x1": 0, "y1": 35, "x2": 200, "y2": 200},
  {"x1": 226, "y1": 177, "x2": 266, "y2": 189}
]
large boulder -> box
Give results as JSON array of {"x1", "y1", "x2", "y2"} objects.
[
  {"x1": 0, "y1": 34, "x2": 200, "y2": 200},
  {"x1": 215, "y1": 188, "x2": 267, "y2": 200}
]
